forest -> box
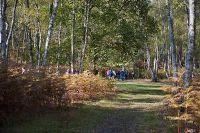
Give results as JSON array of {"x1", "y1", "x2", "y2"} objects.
[{"x1": 0, "y1": 0, "x2": 200, "y2": 132}]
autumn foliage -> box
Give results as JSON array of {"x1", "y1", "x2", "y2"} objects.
[
  {"x1": 0, "y1": 66, "x2": 116, "y2": 125},
  {"x1": 65, "y1": 71, "x2": 116, "y2": 101},
  {"x1": 162, "y1": 70, "x2": 200, "y2": 125}
]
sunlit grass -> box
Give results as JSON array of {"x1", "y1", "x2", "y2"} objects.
[{"x1": 2, "y1": 81, "x2": 176, "y2": 133}]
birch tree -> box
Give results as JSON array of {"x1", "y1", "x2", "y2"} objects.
[
  {"x1": 43, "y1": 0, "x2": 59, "y2": 66},
  {"x1": 184, "y1": 0, "x2": 196, "y2": 87},
  {"x1": 167, "y1": 0, "x2": 178, "y2": 79},
  {"x1": 79, "y1": 0, "x2": 92, "y2": 73},
  {"x1": 6, "y1": 0, "x2": 18, "y2": 59},
  {"x1": 56, "y1": 22, "x2": 62, "y2": 74},
  {"x1": 34, "y1": 3, "x2": 42, "y2": 67},
  {"x1": 145, "y1": 43, "x2": 158, "y2": 82},
  {"x1": 70, "y1": 0, "x2": 75, "y2": 73},
  {"x1": 0, "y1": 0, "x2": 7, "y2": 70},
  {"x1": 24, "y1": 0, "x2": 34, "y2": 66}
]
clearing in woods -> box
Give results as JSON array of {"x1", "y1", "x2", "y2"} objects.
[{"x1": 3, "y1": 80, "x2": 179, "y2": 133}]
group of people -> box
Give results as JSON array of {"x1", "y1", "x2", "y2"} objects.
[
  {"x1": 50, "y1": 67, "x2": 134, "y2": 81},
  {"x1": 106, "y1": 69, "x2": 127, "y2": 81}
]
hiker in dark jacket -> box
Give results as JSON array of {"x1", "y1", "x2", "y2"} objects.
[{"x1": 120, "y1": 69, "x2": 126, "y2": 81}]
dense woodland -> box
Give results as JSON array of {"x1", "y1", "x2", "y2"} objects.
[
  {"x1": 0, "y1": 0, "x2": 200, "y2": 132},
  {"x1": 0, "y1": 0, "x2": 199, "y2": 83}
]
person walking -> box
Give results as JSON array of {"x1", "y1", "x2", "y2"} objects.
[{"x1": 120, "y1": 69, "x2": 126, "y2": 81}]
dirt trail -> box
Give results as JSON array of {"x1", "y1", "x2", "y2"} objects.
[{"x1": 90, "y1": 81, "x2": 175, "y2": 133}]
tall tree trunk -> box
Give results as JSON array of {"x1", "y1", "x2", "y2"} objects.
[
  {"x1": 153, "y1": 42, "x2": 159, "y2": 82},
  {"x1": 184, "y1": 0, "x2": 196, "y2": 88},
  {"x1": 167, "y1": 47, "x2": 171, "y2": 75},
  {"x1": 56, "y1": 22, "x2": 62, "y2": 74},
  {"x1": 164, "y1": 43, "x2": 170, "y2": 78},
  {"x1": 145, "y1": 44, "x2": 151, "y2": 72},
  {"x1": 153, "y1": 58, "x2": 158, "y2": 82},
  {"x1": 184, "y1": 0, "x2": 189, "y2": 28},
  {"x1": 35, "y1": 30, "x2": 40, "y2": 67},
  {"x1": 22, "y1": 27, "x2": 26, "y2": 63},
  {"x1": 70, "y1": 0, "x2": 75, "y2": 74},
  {"x1": 162, "y1": 17, "x2": 170, "y2": 78},
  {"x1": 6, "y1": 0, "x2": 18, "y2": 58},
  {"x1": 34, "y1": 3, "x2": 41, "y2": 67},
  {"x1": 79, "y1": 0, "x2": 91, "y2": 73},
  {"x1": 0, "y1": 0, "x2": 7, "y2": 71},
  {"x1": 43, "y1": 0, "x2": 59, "y2": 66},
  {"x1": 27, "y1": 28, "x2": 33, "y2": 65},
  {"x1": 24, "y1": 0, "x2": 34, "y2": 66},
  {"x1": 145, "y1": 43, "x2": 158, "y2": 82},
  {"x1": 178, "y1": 43, "x2": 183, "y2": 67},
  {"x1": 16, "y1": 31, "x2": 20, "y2": 63},
  {"x1": 167, "y1": 0, "x2": 178, "y2": 79}
]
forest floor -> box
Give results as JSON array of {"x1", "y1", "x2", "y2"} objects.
[{"x1": 3, "y1": 80, "x2": 181, "y2": 133}]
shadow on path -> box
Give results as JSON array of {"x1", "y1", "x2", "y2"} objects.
[{"x1": 2, "y1": 81, "x2": 179, "y2": 133}]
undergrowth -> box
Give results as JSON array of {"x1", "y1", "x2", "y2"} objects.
[
  {"x1": 162, "y1": 69, "x2": 200, "y2": 127},
  {"x1": 0, "y1": 65, "x2": 116, "y2": 125}
]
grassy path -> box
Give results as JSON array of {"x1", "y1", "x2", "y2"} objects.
[{"x1": 2, "y1": 81, "x2": 178, "y2": 133}]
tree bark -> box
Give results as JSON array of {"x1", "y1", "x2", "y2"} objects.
[
  {"x1": 153, "y1": 42, "x2": 159, "y2": 82},
  {"x1": 178, "y1": 43, "x2": 183, "y2": 67},
  {"x1": 43, "y1": 0, "x2": 59, "y2": 66},
  {"x1": 161, "y1": 14, "x2": 169, "y2": 78},
  {"x1": 70, "y1": 0, "x2": 75, "y2": 74},
  {"x1": 5, "y1": 0, "x2": 18, "y2": 58},
  {"x1": 34, "y1": 3, "x2": 41, "y2": 67},
  {"x1": 0, "y1": 0, "x2": 7, "y2": 70},
  {"x1": 79, "y1": 0, "x2": 92, "y2": 73},
  {"x1": 145, "y1": 43, "x2": 151, "y2": 72},
  {"x1": 167, "y1": 0, "x2": 178, "y2": 79},
  {"x1": 184, "y1": 0, "x2": 196, "y2": 88},
  {"x1": 57, "y1": 22, "x2": 62, "y2": 74},
  {"x1": 145, "y1": 43, "x2": 158, "y2": 82},
  {"x1": 24, "y1": 0, "x2": 34, "y2": 66},
  {"x1": 27, "y1": 27, "x2": 33, "y2": 65},
  {"x1": 35, "y1": 30, "x2": 40, "y2": 67}
]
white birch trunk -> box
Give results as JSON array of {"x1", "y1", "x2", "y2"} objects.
[
  {"x1": 167, "y1": 0, "x2": 178, "y2": 79},
  {"x1": 79, "y1": 0, "x2": 91, "y2": 73},
  {"x1": 56, "y1": 22, "x2": 62, "y2": 75},
  {"x1": 43, "y1": 0, "x2": 59, "y2": 65},
  {"x1": 0, "y1": 0, "x2": 7, "y2": 69},
  {"x1": 184, "y1": 0, "x2": 196, "y2": 88},
  {"x1": 70, "y1": 0, "x2": 75, "y2": 74},
  {"x1": 5, "y1": 0, "x2": 18, "y2": 59}
]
